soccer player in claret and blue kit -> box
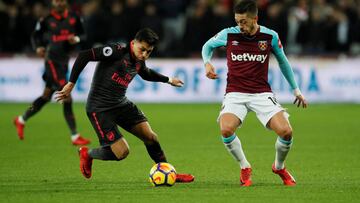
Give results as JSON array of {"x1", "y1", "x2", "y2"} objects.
[
  {"x1": 13, "y1": 0, "x2": 91, "y2": 145},
  {"x1": 202, "y1": 0, "x2": 308, "y2": 186},
  {"x1": 55, "y1": 28, "x2": 194, "y2": 183}
]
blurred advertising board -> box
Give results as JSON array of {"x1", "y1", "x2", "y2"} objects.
[{"x1": 1, "y1": 57, "x2": 360, "y2": 103}]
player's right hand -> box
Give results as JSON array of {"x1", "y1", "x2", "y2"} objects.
[
  {"x1": 293, "y1": 94, "x2": 308, "y2": 108},
  {"x1": 68, "y1": 35, "x2": 80, "y2": 45},
  {"x1": 55, "y1": 82, "x2": 75, "y2": 104},
  {"x1": 36, "y1": 47, "x2": 46, "y2": 57},
  {"x1": 205, "y1": 63, "x2": 219, "y2": 79},
  {"x1": 168, "y1": 77, "x2": 184, "y2": 87}
]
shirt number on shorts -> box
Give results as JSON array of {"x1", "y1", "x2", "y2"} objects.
[{"x1": 268, "y1": 96, "x2": 278, "y2": 105}]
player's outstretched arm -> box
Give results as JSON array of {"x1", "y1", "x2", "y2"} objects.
[
  {"x1": 55, "y1": 82, "x2": 75, "y2": 103},
  {"x1": 31, "y1": 18, "x2": 47, "y2": 57},
  {"x1": 168, "y1": 77, "x2": 184, "y2": 87},
  {"x1": 293, "y1": 89, "x2": 308, "y2": 108},
  {"x1": 138, "y1": 67, "x2": 183, "y2": 87},
  {"x1": 205, "y1": 62, "x2": 218, "y2": 79}
]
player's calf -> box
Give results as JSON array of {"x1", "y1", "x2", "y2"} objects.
[{"x1": 88, "y1": 145, "x2": 128, "y2": 161}]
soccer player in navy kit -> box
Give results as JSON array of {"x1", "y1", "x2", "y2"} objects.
[
  {"x1": 55, "y1": 28, "x2": 194, "y2": 183},
  {"x1": 13, "y1": 0, "x2": 91, "y2": 145},
  {"x1": 202, "y1": 0, "x2": 308, "y2": 186}
]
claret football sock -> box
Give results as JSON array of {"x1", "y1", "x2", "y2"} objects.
[
  {"x1": 274, "y1": 137, "x2": 293, "y2": 170},
  {"x1": 88, "y1": 146, "x2": 118, "y2": 160},
  {"x1": 222, "y1": 134, "x2": 251, "y2": 169},
  {"x1": 145, "y1": 142, "x2": 167, "y2": 163}
]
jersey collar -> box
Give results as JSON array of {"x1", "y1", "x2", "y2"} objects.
[{"x1": 51, "y1": 9, "x2": 69, "y2": 20}]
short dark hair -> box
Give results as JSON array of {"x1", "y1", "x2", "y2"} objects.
[
  {"x1": 134, "y1": 28, "x2": 159, "y2": 46},
  {"x1": 234, "y1": 0, "x2": 258, "y2": 17}
]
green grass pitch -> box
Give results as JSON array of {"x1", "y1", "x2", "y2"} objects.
[{"x1": 0, "y1": 103, "x2": 359, "y2": 202}]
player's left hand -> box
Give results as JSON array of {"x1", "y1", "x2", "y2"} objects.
[
  {"x1": 293, "y1": 94, "x2": 308, "y2": 108},
  {"x1": 68, "y1": 35, "x2": 80, "y2": 45},
  {"x1": 168, "y1": 77, "x2": 184, "y2": 87},
  {"x1": 55, "y1": 82, "x2": 75, "y2": 103}
]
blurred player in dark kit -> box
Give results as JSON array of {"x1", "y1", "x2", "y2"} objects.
[{"x1": 13, "y1": 0, "x2": 91, "y2": 145}]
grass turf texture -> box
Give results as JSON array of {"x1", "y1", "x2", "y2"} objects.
[{"x1": 0, "y1": 103, "x2": 359, "y2": 202}]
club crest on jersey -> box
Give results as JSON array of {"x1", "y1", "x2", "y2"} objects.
[
  {"x1": 103, "y1": 47, "x2": 113, "y2": 56},
  {"x1": 231, "y1": 41, "x2": 239, "y2": 46},
  {"x1": 258, "y1": 40, "x2": 268, "y2": 51},
  {"x1": 106, "y1": 131, "x2": 115, "y2": 141}
]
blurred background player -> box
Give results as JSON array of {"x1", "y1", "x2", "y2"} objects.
[
  {"x1": 55, "y1": 28, "x2": 194, "y2": 183},
  {"x1": 13, "y1": 0, "x2": 91, "y2": 146},
  {"x1": 202, "y1": 0, "x2": 308, "y2": 186}
]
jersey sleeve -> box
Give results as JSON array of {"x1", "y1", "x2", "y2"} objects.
[
  {"x1": 74, "y1": 14, "x2": 86, "y2": 42},
  {"x1": 90, "y1": 43, "x2": 126, "y2": 61},
  {"x1": 69, "y1": 44, "x2": 126, "y2": 83},
  {"x1": 271, "y1": 32, "x2": 298, "y2": 90},
  {"x1": 201, "y1": 28, "x2": 228, "y2": 64},
  {"x1": 138, "y1": 64, "x2": 169, "y2": 83},
  {"x1": 31, "y1": 18, "x2": 47, "y2": 49}
]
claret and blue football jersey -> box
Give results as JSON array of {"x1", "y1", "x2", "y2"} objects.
[{"x1": 202, "y1": 26, "x2": 298, "y2": 94}]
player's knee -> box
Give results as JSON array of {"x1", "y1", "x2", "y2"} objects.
[
  {"x1": 41, "y1": 91, "x2": 53, "y2": 101},
  {"x1": 40, "y1": 95, "x2": 51, "y2": 102},
  {"x1": 277, "y1": 127, "x2": 293, "y2": 140},
  {"x1": 221, "y1": 127, "x2": 235, "y2": 138},
  {"x1": 63, "y1": 96, "x2": 72, "y2": 103}
]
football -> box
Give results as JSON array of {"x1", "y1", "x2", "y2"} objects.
[{"x1": 149, "y1": 162, "x2": 177, "y2": 187}]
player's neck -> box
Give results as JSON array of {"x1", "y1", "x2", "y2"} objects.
[
  {"x1": 51, "y1": 8, "x2": 68, "y2": 19},
  {"x1": 129, "y1": 40, "x2": 137, "y2": 61},
  {"x1": 249, "y1": 24, "x2": 259, "y2": 36}
]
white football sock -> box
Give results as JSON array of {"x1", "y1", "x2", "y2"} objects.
[
  {"x1": 223, "y1": 134, "x2": 251, "y2": 169},
  {"x1": 275, "y1": 137, "x2": 293, "y2": 170},
  {"x1": 18, "y1": 116, "x2": 25, "y2": 124},
  {"x1": 71, "y1": 133, "x2": 80, "y2": 141}
]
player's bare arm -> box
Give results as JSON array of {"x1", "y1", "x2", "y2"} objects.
[{"x1": 205, "y1": 62, "x2": 218, "y2": 79}]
